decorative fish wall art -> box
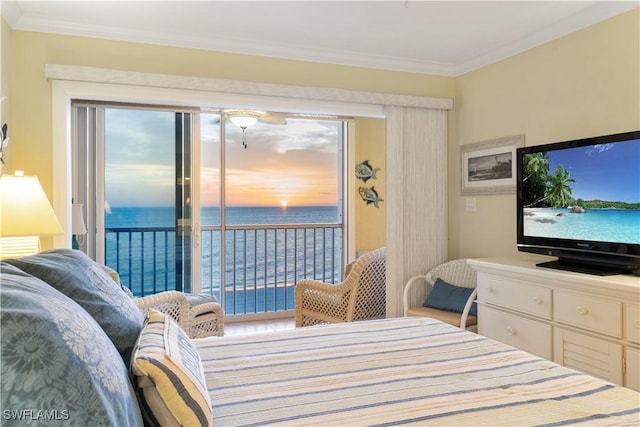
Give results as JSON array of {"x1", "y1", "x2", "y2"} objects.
[
  {"x1": 355, "y1": 160, "x2": 383, "y2": 207},
  {"x1": 355, "y1": 160, "x2": 379, "y2": 183},
  {"x1": 358, "y1": 186, "x2": 384, "y2": 208}
]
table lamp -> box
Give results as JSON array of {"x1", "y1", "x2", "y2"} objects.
[{"x1": 0, "y1": 171, "x2": 64, "y2": 259}]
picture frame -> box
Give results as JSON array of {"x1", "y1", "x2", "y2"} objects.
[{"x1": 461, "y1": 134, "x2": 524, "y2": 195}]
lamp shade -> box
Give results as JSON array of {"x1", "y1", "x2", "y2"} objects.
[{"x1": 0, "y1": 173, "x2": 64, "y2": 237}]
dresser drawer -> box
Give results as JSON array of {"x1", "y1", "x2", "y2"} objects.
[
  {"x1": 624, "y1": 304, "x2": 640, "y2": 343},
  {"x1": 478, "y1": 275, "x2": 551, "y2": 319},
  {"x1": 479, "y1": 305, "x2": 552, "y2": 359},
  {"x1": 625, "y1": 346, "x2": 639, "y2": 391},
  {"x1": 554, "y1": 327, "x2": 623, "y2": 385},
  {"x1": 554, "y1": 290, "x2": 622, "y2": 338}
]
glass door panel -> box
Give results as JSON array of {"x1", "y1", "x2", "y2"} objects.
[
  {"x1": 103, "y1": 108, "x2": 192, "y2": 295},
  {"x1": 222, "y1": 118, "x2": 342, "y2": 315}
]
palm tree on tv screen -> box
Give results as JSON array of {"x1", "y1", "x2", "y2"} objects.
[
  {"x1": 523, "y1": 152, "x2": 550, "y2": 207},
  {"x1": 546, "y1": 165, "x2": 576, "y2": 208},
  {"x1": 523, "y1": 151, "x2": 575, "y2": 208}
]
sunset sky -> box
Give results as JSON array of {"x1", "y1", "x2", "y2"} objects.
[{"x1": 105, "y1": 109, "x2": 340, "y2": 208}]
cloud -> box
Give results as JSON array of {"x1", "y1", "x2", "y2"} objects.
[
  {"x1": 105, "y1": 109, "x2": 340, "y2": 207},
  {"x1": 586, "y1": 143, "x2": 613, "y2": 156},
  {"x1": 105, "y1": 163, "x2": 175, "y2": 206},
  {"x1": 106, "y1": 109, "x2": 175, "y2": 162}
]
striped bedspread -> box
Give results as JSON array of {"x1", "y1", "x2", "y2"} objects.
[{"x1": 194, "y1": 317, "x2": 640, "y2": 426}]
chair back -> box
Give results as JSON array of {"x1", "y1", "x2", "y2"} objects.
[
  {"x1": 404, "y1": 258, "x2": 478, "y2": 330},
  {"x1": 347, "y1": 247, "x2": 386, "y2": 321},
  {"x1": 424, "y1": 258, "x2": 476, "y2": 289}
]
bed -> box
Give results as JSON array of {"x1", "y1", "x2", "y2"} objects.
[
  {"x1": 196, "y1": 317, "x2": 640, "y2": 426},
  {"x1": 2, "y1": 250, "x2": 638, "y2": 426}
]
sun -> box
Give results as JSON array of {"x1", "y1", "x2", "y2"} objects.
[{"x1": 280, "y1": 199, "x2": 288, "y2": 208}]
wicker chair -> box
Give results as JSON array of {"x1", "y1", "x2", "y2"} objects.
[
  {"x1": 135, "y1": 291, "x2": 225, "y2": 338},
  {"x1": 184, "y1": 294, "x2": 225, "y2": 338},
  {"x1": 295, "y1": 247, "x2": 386, "y2": 327},
  {"x1": 102, "y1": 264, "x2": 224, "y2": 337},
  {"x1": 403, "y1": 259, "x2": 477, "y2": 330}
]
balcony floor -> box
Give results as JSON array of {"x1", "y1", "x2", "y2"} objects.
[{"x1": 224, "y1": 317, "x2": 295, "y2": 336}]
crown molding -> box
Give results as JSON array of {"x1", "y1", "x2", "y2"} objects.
[
  {"x1": 5, "y1": 2, "x2": 638, "y2": 77},
  {"x1": 1, "y1": 1, "x2": 22, "y2": 27},
  {"x1": 9, "y1": 10, "x2": 458, "y2": 76}
]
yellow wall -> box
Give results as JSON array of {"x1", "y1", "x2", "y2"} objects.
[
  {"x1": 355, "y1": 118, "x2": 386, "y2": 253},
  {"x1": 6, "y1": 30, "x2": 454, "y2": 252},
  {"x1": 4, "y1": 8, "x2": 638, "y2": 259},
  {"x1": 451, "y1": 8, "x2": 640, "y2": 260},
  {"x1": 7, "y1": 30, "x2": 453, "y2": 179}
]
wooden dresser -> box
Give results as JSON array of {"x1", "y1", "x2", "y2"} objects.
[{"x1": 468, "y1": 258, "x2": 640, "y2": 391}]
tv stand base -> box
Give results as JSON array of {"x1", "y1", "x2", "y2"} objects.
[{"x1": 536, "y1": 259, "x2": 638, "y2": 276}]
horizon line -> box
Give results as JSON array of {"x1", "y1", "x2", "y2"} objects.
[{"x1": 107, "y1": 204, "x2": 339, "y2": 209}]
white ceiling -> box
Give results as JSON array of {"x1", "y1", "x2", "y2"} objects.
[{"x1": 2, "y1": 1, "x2": 638, "y2": 77}]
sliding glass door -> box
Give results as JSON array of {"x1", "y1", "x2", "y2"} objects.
[{"x1": 73, "y1": 102, "x2": 347, "y2": 316}]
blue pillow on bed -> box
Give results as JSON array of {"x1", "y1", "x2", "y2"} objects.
[
  {"x1": 423, "y1": 278, "x2": 477, "y2": 316},
  {"x1": 0, "y1": 263, "x2": 143, "y2": 426},
  {"x1": 5, "y1": 248, "x2": 144, "y2": 362}
]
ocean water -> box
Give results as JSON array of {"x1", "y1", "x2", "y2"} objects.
[
  {"x1": 105, "y1": 206, "x2": 342, "y2": 314},
  {"x1": 106, "y1": 206, "x2": 341, "y2": 228},
  {"x1": 523, "y1": 208, "x2": 640, "y2": 244}
]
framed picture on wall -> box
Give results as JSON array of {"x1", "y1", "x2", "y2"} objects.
[{"x1": 461, "y1": 134, "x2": 524, "y2": 195}]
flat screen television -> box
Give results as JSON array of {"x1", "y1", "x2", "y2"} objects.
[{"x1": 516, "y1": 130, "x2": 640, "y2": 276}]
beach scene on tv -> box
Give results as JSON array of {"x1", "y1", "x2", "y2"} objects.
[{"x1": 522, "y1": 139, "x2": 640, "y2": 245}]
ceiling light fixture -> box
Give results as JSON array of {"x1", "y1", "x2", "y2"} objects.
[{"x1": 228, "y1": 111, "x2": 260, "y2": 149}]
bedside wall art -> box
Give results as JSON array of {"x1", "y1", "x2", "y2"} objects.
[{"x1": 0, "y1": 123, "x2": 7, "y2": 165}]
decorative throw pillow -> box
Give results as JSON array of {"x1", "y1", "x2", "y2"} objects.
[
  {"x1": 101, "y1": 264, "x2": 122, "y2": 285},
  {"x1": 130, "y1": 309, "x2": 213, "y2": 427},
  {"x1": 5, "y1": 248, "x2": 144, "y2": 362},
  {"x1": 423, "y1": 277, "x2": 477, "y2": 316},
  {"x1": 185, "y1": 293, "x2": 218, "y2": 306},
  {"x1": 101, "y1": 264, "x2": 136, "y2": 297},
  {"x1": 0, "y1": 263, "x2": 143, "y2": 426}
]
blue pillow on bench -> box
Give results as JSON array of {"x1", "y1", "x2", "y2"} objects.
[{"x1": 423, "y1": 278, "x2": 477, "y2": 316}]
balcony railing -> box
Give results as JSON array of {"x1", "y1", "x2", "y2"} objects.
[{"x1": 105, "y1": 223, "x2": 343, "y2": 316}]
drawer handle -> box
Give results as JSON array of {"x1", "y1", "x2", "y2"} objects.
[
  {"x1": 533, "y1": 297, "x2": 542, "y2": 305},
  {"x1": 577, "y1": 306, "x2": 589, "y2": 315},
  {"x1": 506, "y1": 326, "x2": 517, "y2": 336}
]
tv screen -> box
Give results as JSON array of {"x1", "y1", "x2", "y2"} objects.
[{"x1": 517, "y1": 130, "x2": 640, "y2": 275}]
